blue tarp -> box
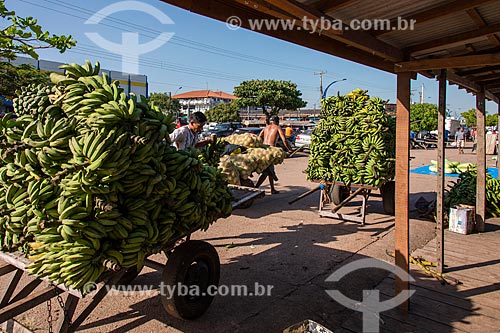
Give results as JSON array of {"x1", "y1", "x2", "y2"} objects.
[{"x1": 410, "y1": 165, "x2": 498, "y2": 178}]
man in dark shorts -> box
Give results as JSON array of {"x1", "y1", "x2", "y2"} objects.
[{"x1": 254, "y1": 115, "x2": 292, "y2": 194}]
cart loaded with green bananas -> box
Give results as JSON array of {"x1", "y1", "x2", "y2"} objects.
[
  {"x1": 0, "y1": 60, "x2": 233, "y2": 293},
  {"x1": 305, "y1": 89, "x2": 396, "y2": 215}
]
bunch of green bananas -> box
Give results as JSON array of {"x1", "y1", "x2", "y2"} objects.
[
  {"x1": 306, "y1": 89, "x2": 396, "y2": 187},
  {"x1": 198, "y1": 138, "x2": 226, "y2": 167},
  {"x1": 0, "y1": 60, "x2": 233, "y2": 292},
  {"x1": 444, "y1": 166, "x2": 500, "y2": 217}
]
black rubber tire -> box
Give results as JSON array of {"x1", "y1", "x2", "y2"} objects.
[
  {"x1": 161, "y1": 240, "x2": 220, "y2": 320},
  {"x1": 332, "y1": 184, "x2": 350, "y2": 205},
  {"x1": 381, "y1": 181, "x2": 395, "y2": 215}
]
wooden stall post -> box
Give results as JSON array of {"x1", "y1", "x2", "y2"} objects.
[
  {"x1": 436, "y1": 70, "x2": 447, "y2": 273},
  {"x1": 395, "y1": 72, "x2": 411, "y2": 311},
  {"x1": 497, "y1": 103, "x2": 499, "y2": 179},
  {"x1": 476, "y1": 89, "x2": 486, "y2": 232}
]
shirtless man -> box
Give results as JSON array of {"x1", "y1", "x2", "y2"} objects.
[{"x1": 255, "y1": 115, "x2": 293, "y2": 194}]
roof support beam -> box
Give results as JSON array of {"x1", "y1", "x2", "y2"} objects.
[
  {"x1": 374, "y1": 0, "x2": 497, "y2": 36},
  {"x1": 447, "y1": 72, "x2": 499, "y2": 103},
  {"x1": 466, "y1": 8, "x2": 500, "y2": 46},
  {"x1": 261, "y1": 0, "x2": 404, "y2": 61},
  {"x1": 313, "y1": 0, "x2": 352, "y2": 13},
  {"x1": 395, "y1": 53, "x2": 500, "y2": 72},
  {"x1": 160, "y1": 0, "x2": 395, "y2": 72},
  {"x1": 476, "y1": 89, "x2": 486, "y2": 232},
  {"x1": 404, "y1": 23, "x2": 500, "y2": 54}
]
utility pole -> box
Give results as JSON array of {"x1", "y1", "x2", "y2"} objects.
[
  {"x1": 420, "y1": 84, "x2": 425, "y2": 104},
  {"x1": 314, "y1": 71, "x2": 327, "y2": 100}
]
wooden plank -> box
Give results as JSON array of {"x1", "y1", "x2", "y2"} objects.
[
  {"x1": 378, "y1": 278, "x2": 500, "y2": 331},
  {"x1": 437, "y1": 70, "x2": 447, "y2": 273},
  {"x1": 55, "y1": 294, "x2": 80, "y2": 333},
  {"x1": 395, "y1": 53, "x2": 500, "y2": 72},
  {"x1": 395, "y1": 72, "x2": 411, "y2": 311},
  {"x1": 476, "y1": 90, "x2": 486, "y2": 232},
  {"x1": 0, "y1": 287, "x2": 62, "y2": 323}
]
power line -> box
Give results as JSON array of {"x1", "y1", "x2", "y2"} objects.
[{"x1": 23, "y1": 0, "x2": 321, "y2": 73}]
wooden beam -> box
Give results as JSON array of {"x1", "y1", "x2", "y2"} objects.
[
  {"x1": 404, "y1": 23, "x2": 500, "y2": 54},
  {"x1": 466, "y1": 8, "x2": 500, "y2": 46},
  {"x1": 395, "y1": 53, "x2": 500, "y2": 72},
  {"x1": 160, "y1": 0, "x2": 396, "y2": 72},
  {"x1": 373, "y1": 0, "x2": 497, "y2": 36},
  {"x1": 456, "y1": 65, "x2": 500, "y2": 76},
  {"x1": 472, "y1": 72, "x2": 500, "y2": 83},
  {"x1": 314, "y1": 0, "x2": 352, "y2": 13},
  {"x1": 395, "y1": 72, "x2": 411, "y2": 311},
  {"x1": 447, "y1": 72, "x2": 500, "y2": 103},
  {"x1": 259, "y1": 0, "x2": 405, "y2": 61},
  {"x1": 436, "y1": 70, "x2": 447, "y2": 273},
  {"x1": 476, "y1": 89, "x2": 486, "y2": 232}
]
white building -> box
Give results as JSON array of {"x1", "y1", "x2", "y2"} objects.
[{"x1": 172, "y1": 90, "x2": 237, "y2": 115}]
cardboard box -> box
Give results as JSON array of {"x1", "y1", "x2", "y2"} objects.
[{"x1": 449, "y1": 205, "x2": 475, "y2": 234}]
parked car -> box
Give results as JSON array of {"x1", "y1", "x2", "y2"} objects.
[
  {"x1": 205, "y1": 122, "x2": 243, "y2": 137},
  {"x1": 295, "y1": 129, "x2": 312, "y2": 147},
  {"x1": 234, "y1": 127, "x2": 263, "y2": 135}
]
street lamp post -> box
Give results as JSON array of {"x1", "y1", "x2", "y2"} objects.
[
  {"x1": 322, "y1": 78, "x2": 347, "y2": 99},
  {"x1": 169, "y1": 86, "x2": 182, "y2": 118}
]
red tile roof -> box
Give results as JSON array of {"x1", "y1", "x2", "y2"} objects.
[{"x1": 172, "y1": 90, "x2": 237, "y2": 100}]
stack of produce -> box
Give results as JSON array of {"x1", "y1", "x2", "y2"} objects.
[
  {"x1": 306, "y1": 89, "x2": 396, "y2": 187},
  {"x1": 0, "y1": 60, "x2": 232, "y2": 291},
  {"x1": 444, "y1": 166, "x2": 500, "y2": 217},
  {"x1": 198, "y1": 138, "x2": 227, "y2": 167},
  {"x1": 429, "y1": 160, "x2": 475, "y2": 174},
  {"x1": 217, "y1": 134, "x2": 286, "y2": 185},
  {"x1": 223, "y1": 133, "x2": 265, "y2": 148}
]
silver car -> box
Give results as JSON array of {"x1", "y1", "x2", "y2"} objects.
[{"x1": 295, "y1": 129, "x2": 312, "y2": 147}]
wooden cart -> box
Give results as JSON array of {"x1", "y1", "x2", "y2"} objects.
[
  {"x1": 0, "y1": 185, "x2": 264, "y2": 333},
  {"x1": 315, "y1": 180, "x2": 395, "y2": 225}
]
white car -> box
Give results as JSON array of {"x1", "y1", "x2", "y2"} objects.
[{"x1": 295, "y1": 129, "x2": 312, "y2": 147}]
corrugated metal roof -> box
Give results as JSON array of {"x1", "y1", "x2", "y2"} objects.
[
  {"x1": 379, "y1": 12, "x2": 480, "y2": 48},
  {"x1": 323, "y1": 0, "x2": 449, "y2": 21}
]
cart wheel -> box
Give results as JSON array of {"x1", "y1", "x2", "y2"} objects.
[
  {"x1": 381, "y1": 181, "x2": 395, "y2": 215},
  {"x1": 332, "y1": 185, "x2": 349, "y2": 205},
  {"x1": 161, "y1": 240, "x2": 220, "y2": 320}
]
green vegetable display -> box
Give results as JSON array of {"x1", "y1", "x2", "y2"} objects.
[
  {"x1": 306, "y1": 89, "x2": 396, "y2": 187},
  {"x1": 444, "y1": 166, "x2": 500, "y2": 217}
]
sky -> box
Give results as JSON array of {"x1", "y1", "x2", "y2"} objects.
[{"x1": 6, "y1": 0, "x2": 498, "y2": 115}]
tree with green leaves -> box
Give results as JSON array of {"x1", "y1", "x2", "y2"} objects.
[
  {"x1": 148, "y1": 92, "x2": 180, "y2": 114},
  {"x1": 0, "y1": 1, "x2": 76, "y2": 60},
  {"x1": 486, "y1": 114, "x2": 498, "y2": 127},
  {"x1": 0, "y1": 63, "x2": 50, "y2": 100},
  {"x1": 461, "y1": 108, "x2": 477, "y2": 127},
  {"x1": 205, "y1": 101, "x2": 241, "y2": 123},
  {"x1": 410, "y1": 103, "x2": 438, "y2": 132},
  {"x1": 233, "y1": 79, "x2": 306, "y2": 123}
]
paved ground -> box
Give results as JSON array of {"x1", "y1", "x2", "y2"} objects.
[{"x1": 2, "y1": 141, "x2": 498, "y2": 333}]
